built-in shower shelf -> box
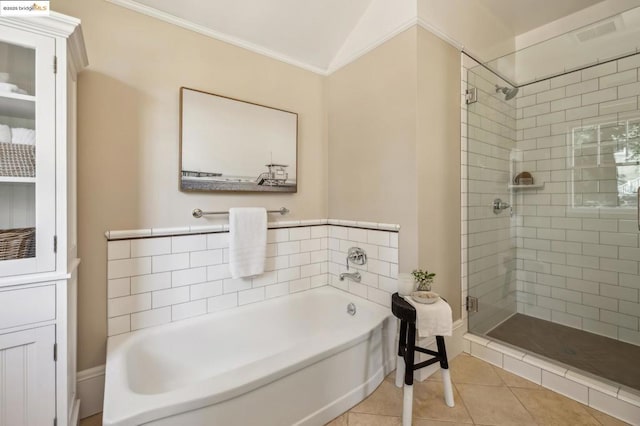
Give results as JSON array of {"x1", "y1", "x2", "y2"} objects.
[{"x1": 508, "y1": 183, "x2": 544, "y2": 190}]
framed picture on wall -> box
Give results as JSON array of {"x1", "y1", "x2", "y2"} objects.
[{"x1": 179, "y1": 87, "x2": 298, "y2": 193}]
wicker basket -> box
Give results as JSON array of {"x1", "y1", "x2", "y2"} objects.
[
  {"x1": 0, "y1": 142, "x2": 35, "y2": 177},
  {"x1": 0, "y1": 227, "x2": 35, "y2": 260}
]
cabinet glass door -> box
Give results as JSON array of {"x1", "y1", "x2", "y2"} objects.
[{"x1": 0, "y1": 27, "x2": 55, "y2": 277}]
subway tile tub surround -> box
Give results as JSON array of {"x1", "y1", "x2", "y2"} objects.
[{"x1": 106, "y1": 220, "x2": 399, "y2": 336}]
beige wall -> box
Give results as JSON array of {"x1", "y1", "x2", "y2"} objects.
[
  {"x1": 416, "y1": 28, "x2": 462, "y2": 319},
  {"x1": 327, "y1": 28, "x2": 419, "y2": 271},
  {"x1": 53, "y1": 0, "x2": 467, "y2": 371},
  {"x1": 328, "y1": 27, "x2": 462, "y2": 319},
  {"x1": 53, "y1": 0, "x2": 328, "y2": 370}
]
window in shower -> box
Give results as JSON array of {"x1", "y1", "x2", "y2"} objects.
[{"x1": 571, "y1": 118, "x2": 640, "y2": 208}]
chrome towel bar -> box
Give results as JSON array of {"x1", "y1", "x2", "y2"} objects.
[{"x1": 192, "y1": 207, "x2": 290, "y2": 218}]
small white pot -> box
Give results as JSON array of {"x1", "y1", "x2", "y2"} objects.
[{"x1": 397, "y1": 273, "x2": 416, "y2": 296}]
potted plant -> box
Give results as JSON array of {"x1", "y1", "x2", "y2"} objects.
[{"x1": 412, "y1": 269, "x2": 436, "y2": 292}]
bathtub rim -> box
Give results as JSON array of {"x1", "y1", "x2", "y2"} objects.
[{"x1": 103, "y1": 286, "x2": 393, "y2": 426}]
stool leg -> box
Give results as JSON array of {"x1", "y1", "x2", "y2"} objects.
[
  {"x1": 441, "y1": 370, "x2": 454, "y2": 408},
  {"x1": 395, "y1": 320, "x2": 407, "y2": 388},
  {"x1": 395, "y1": 357, "x2": 406, "y2": 389},
  {"x1": 436, "y1": 336, "x2": 454, "y2": 407},
  {"x1": 402, "y1": 323, "x2": 416, "y2": 426},
  {"x1": 404, "y1": 324, "x2": 415, "y2": 386},
  {"x1": 402, "y1": 383, "x2": 413, "y2": 426}
]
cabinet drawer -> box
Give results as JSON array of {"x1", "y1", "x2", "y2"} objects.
[{"x1": 0, "y1": 284, "x2": 55, "y2": 330}]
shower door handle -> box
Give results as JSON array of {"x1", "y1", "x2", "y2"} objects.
[{"x1": 637, "y1": 188, "x2": 639, "y2": 231}]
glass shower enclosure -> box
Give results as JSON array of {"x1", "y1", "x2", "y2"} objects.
[{"x1": 465, "y1": 6, "x2": 640, "y2": 392}]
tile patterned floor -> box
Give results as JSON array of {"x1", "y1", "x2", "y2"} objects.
[
  {"x1": 80, "y1": 354, "x2": 630, "y2": 426},
  {"x1": 326, "y1": 354, "x2": 629, "y2": 426}
]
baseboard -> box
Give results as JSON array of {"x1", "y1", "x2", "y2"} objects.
[
  {"x1": 77, "y1": 365, "x2": 105, "y2": 419},
  {"x1": 415, "y1": 319, "x2": 467, "y2": 382}
]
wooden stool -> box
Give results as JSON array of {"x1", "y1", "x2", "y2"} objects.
[{"x1": 391, "y1": 293, "x2": 454, "y2": 426}]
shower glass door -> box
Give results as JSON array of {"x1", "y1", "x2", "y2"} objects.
[
  {"x1": 464, "y1": 63, "x2": 518, "y2": 335},
  {"x1": 465, "y1": 6, "x2": 640, "y2": 391}
]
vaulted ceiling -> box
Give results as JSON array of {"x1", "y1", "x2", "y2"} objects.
[
  {"x1": 128, "y1": 0, "x2": 372, "y2": 71},
  {"x1": 108, "y1": 0, "x2": 618, "y2": 74}
]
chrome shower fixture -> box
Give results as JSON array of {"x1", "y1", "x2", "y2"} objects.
[
  {"x1": 346, "y1": 247, "x2": 367, "y2": 270},
  {"x1": 495, "y1": 85, "x2": 519, "y2": 100}
]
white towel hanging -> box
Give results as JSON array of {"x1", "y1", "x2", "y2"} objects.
[{"x1": 228, "y1": 207, "x2": 267, "y2": 279}]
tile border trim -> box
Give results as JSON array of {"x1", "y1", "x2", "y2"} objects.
[{"x1": 105, "y1": 218, "x2": 401, "y2": 240}]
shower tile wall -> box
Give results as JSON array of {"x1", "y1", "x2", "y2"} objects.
[
  {"x1": 465, "y1": 65, "x2": 518, "y2": 334},
  {"x1": 514, "y1": 54, "x2": 640, "y2": 345},
  {"x1": 106, "y1": 223, "x2": 399, "y2": 336}
]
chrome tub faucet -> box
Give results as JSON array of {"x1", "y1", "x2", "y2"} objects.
[{"x1": 340, "y1": 271, "x2": 362, "y2": 282}]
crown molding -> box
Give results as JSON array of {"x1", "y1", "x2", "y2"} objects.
[
  {"x1": 0, "y1": 11, "x2": 88, "y2": 76},
  {"x1": 0, "y1": 11, "x2": 79, "y2": 37},
  {"x1": 326, "y1": 16, "x2": 469, "y2": 75},
  {"x1": 326, "y1": 17, "x2": 418, "y2": 75},
  {"x1": 66, "y1": 21, "x2": 89, "y2": 78},
  {"x1": 105, "y1": 0, "x2": 472, "y2": 77},
  {"x1": 416, "y1": 17, "x2": 487, "y2": 67},
  {"x1": 105, "y1": 0, "x2": 328, "y2": 75},
  {"x1": 416, "y1": 17, "x2": 464, "y2": 52}
]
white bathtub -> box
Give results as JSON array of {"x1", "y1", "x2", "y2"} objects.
[{"x1": 103, "y1": 286, "x2": 396, "y2": 426}]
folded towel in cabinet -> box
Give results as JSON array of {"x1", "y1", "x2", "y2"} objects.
[
  {"x1": 11, "y1": 128, "x2": 35, "y2": 145},
  {"x1": 229, "y1": 207, "x2": 267, "y2": 279},
  {"x1": 0, "y1": 124, "x2": 10, "y2": 143},
  {"x1": 0, "y1": 82, "x2": 28, "y2": 94},
  {"x1": 403, "y1": 296, "x2": 453, "y2": 338},
  {"x1": 0, "y1": 82, "x2": 19, "y2": 93}
]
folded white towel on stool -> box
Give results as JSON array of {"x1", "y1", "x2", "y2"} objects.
[
  {"x1": 404, "y1": 297, "x2": 453, "y2": 338},
  {"x1": 229, "y1": 207, "x2": 267, "y2": 279}
]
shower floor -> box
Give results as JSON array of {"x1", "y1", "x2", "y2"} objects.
[{"x1": 487, "y1": 313, "x2": 640, "y2": 391}]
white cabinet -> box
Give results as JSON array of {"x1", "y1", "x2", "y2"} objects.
[
  {"x1": 0, "y1": 12, "x2": 87, "y2": 426},
  {"x1": 0, "y1": 326, "x2": 55, "y2": 426},
  {"x1": 0, "y1": 26, "x2": 56, "y2": 278},
  {"x1": 0, "y1": 284, "x2": 55, "y2": 329}
]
